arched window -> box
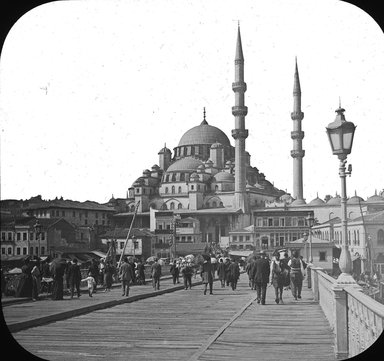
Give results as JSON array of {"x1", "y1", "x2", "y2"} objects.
[
  {"x1": 165, "y1": 174, "x2": 170, "y2": 182},
  {"x1": 329, "y1": 212, "x2": 334, "y2": 219},
  {"x1": 353, "y1": 230, "x2": 356, "y2": 245},
  {"x1": 161, "y1": 203, "x2": 168, "y2": 210},
  {"x1": 212, "y1": 201, "x2": 217, "y2": 208},
  {"x1": 178, "y1": 186, "x2": 182, "y2": 193},
  {"x1": 172, "y1": 186, "x2": 175, "y2": 194},
  {"x1": 165, "y1": 187, "x2": 169, "y2": 194},
  {"x1": 357, "y1": 230, "x2": 360, "y2": 245},
  {"x1": 178, "y1": 203, "x2": 182, "y2": 209},
  {"x1": 170, "y1": 202, "x2": 175, "y2": 210},
  {"x1": 219, "y1": 202, "x2": 223, "y2": 207},
  {"x1": 130, "y1": 205, "x2": 135, "y2": 212},
  {"x1": 215, "y1": 185, "x2": 219, "y2": 191},
  {"x1": 180, "y1": 173, "x2": 185, "y2": 181},
  {"x1": 171, "y1": 173, "x2": 176, "y2": 182},
  {"x1": 378, "y1": 229, "x2": 384, "y2": 245}
]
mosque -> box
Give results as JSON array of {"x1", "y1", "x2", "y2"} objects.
[
  {"x1": 107, "y1": 26, "x2": 383, "y2": 263},
  {"x1": 111, "y1": 26, "x2": 287, "y2": 246}
]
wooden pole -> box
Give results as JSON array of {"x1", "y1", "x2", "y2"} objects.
[{"x1": 117, "y1": 201, "x2": 140, "y2": 269}]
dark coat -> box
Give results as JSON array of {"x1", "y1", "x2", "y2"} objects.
[
  {"x1": 229, "y1": 262, "x2": 240, "y2": 281},
  {"x1": 200, "y1": 261, "x2": 214, "y2": 284},
  {"x1": 119, "y1": 262, "x2": 133, "y2": 281},
  {"x1": 151, "y1": 262, "x2": 162, "y2": 278},
  {"x1": 217, "y1": 262, "x2": 226, "y2": 280},
  {"x1": 68, "y1": 263, "x2": 82, "y2": 283},
  {"x1": 253, "y1": 257, "x2": 270, "y2": 284}
]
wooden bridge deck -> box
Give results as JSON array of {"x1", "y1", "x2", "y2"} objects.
[{"x1": 4, "y1": 274, "x2": 336, "y2": 361}]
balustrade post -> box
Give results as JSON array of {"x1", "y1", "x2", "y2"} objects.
[
  {"x1": 332, "y1": 285, "x2": 349, "y2": 359},
  {"x1": 307, "y1": 266, "x2": 312, "y2": 289},
  {"x1": 311, "y1": 267, "x2": 323, "y2": 302}
]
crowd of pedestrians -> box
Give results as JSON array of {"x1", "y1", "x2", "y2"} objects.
[{"x1": 245, "y1": 249, "x2": 307, "y2": 304}]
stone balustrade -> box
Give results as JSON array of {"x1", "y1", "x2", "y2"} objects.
[{"x1": 309, "y1": 266, "x2": 384, "y2": 359}]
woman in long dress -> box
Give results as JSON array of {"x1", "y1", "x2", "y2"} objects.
[
  {"x1": 16, "y1": 259, "x2": 33, "y2": 298},
  {"x1": 51, "y1": 259, "x2": 65, "y2": 300}
]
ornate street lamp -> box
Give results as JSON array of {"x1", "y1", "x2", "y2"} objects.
[
  {"x1": 306, "y1": 214, "x2": 315, "y2": 263},
  {"x1": 172, "y1": 214, "x2": 181, "y2": 260},
  {"x1": 326, "y1": 102, "x2": 357, "y2": 285},
  {"x1": 34, "y1": 220, "x2": 42, "y2": 258}
]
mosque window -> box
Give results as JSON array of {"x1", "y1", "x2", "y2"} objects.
[
  {"x1": 178, "y1": 203, "x2": 182, "y2": 210},
  {"x1": 378, "y1": 230, "x2": 384, "y2": 245},
  {"x1": 357, "y1": 230, "x2": 360, "y2": 245},
  {"x1": 165, "y1": 175, "x2": 170, "y2": 182},
  {"x1": 172, "y1": 186, "x2": 175, "y2": 194},
  {"x1": 212, "y1": 201, "x2": 217, "y2": 208},
  {"x1": 197, "y1": 185, "x2": 200, "y2": 191},
  {"x1": 178, "y1": 186, "x2": 182, "y2": 193},
  {"x1": 170, "y1": 202, "x2": 175, "y2": 210},
  {"x1": 171, "y1": 174, "x2": 176, "y2": 182},
  {"x1": 215, "y1": 185, "x2": 219, "y2": 191},
  {"x1": 165, "y1": 187, "x2": 169, "y2": 194},
  {"x1": 183, "y1": 147, "x2": 187, "y2": 156},
  {"x1": 319, "y1": 252, "x2": 327, "y2": 261},
  {"x1": 191, "y1": 185, "x2": 194, "y2": 190},
  {"x1": 180, "y1": 173, "x2": 185, "y2": 181}
]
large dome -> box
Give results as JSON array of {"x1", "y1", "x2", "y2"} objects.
[
  {"x1": 178, "y1": 121, "x2": 231, "y2": 147},
  {"x1": 166, "y1": 157, "x2": 204, "y2": 172}
]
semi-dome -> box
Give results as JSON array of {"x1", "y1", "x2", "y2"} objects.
[
  {"x1": 367, "y1": 193, "x2": 384, "y2": 203},
  {"x1": 166, "y1": 157, "x2": 204, "y2": 173},
  {"x1": 347, "y1": 193, "x2": 365, "y2": 204},
  {"x1": 214, "y1": 171, "x2": 235, "y2": 183},
  {"x1": 309, "y1": 197, "x2": 325, "y2": 206},
  {"x1": 327, "y1": 196, "x2": 341, "y2": 205},
  {"x1": 178, "y1": 121, "x2": 231, "y2": 147}
]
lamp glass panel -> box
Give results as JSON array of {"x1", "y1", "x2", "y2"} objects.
[
  {"x1": 343, "y1": 130, "x2": 354, "y2": 151},
  {"x1": 330, "y1": 132, "x2": 341, "y2": 152}
]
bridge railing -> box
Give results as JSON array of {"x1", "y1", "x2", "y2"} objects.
[{"x1": 308, "y1": 266, "x2": 384, "y2": 359}]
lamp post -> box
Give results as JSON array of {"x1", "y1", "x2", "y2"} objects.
[
  {"x1": 326, "y1": 103, "x2": 357, "y2": 285},
  {"x1": 34, "y1": 220, "x2": 42, "y2": 258},
  {"x1": 172, "y1": 214, "x2": 181, "y2": 260},
  {"x1": 303, "y1": 232, "x2": 309, "y2": 263},
  {"x1": 132, "y1": 235, "x2": 136, "y2": 259},
  {"x1": 307, "y1": 214, "x2": 315, "y2": 263}
]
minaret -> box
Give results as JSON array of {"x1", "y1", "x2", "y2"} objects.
[
  {"x1": 231, "y1": 25, "x2": 249, "y2": 212},
  {"x1": 290, "y1": 58, "x2": 305, "y2": 204}
]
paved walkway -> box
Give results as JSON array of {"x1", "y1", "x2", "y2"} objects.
[{"x1": 4, "y1": 273, "x2": 336, "y2": 361}]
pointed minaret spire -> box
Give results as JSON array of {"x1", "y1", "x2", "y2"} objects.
[
  {"x1": 235, "y1": 24, "x2": 244, "y2": 62},
  {"x1": 290, "y1": 58, "x2": 305, "y2": 204},
  {"x1": 232, "y1": 25, "x2": 248, "y2": 213},
  {"x1": 201, "y1": 107, "x2": 208, "y2": 125}
]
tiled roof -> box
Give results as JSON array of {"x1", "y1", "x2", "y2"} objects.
[{"x1": 25, "y1": 199, "x2": 115, "y2": 212}]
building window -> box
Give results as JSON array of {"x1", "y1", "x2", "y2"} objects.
[
  {"x1": 246, "y1": 236, "x2": 250, "y2": 241},
  {"x1": 268, "y1": 218, "x2": 273, "y2": 227},
  {"x1": 256, "y1": 218, "x2": 263, "y2": 227},
  {"x1": 178, "y1": 204, "x2": 182, "y2": 209},
  {"x1": 30, "y1": 233, "x2": 34, "y2": 241},
  {"x1": 73, "y1": 211, "x2": 76, "y2": 217},
  {"x1": 8, "y1": 247, "x2": 12, "y2": 255},
  {"x1": 273, "y1": 218, "x2": 279, "y2": 227},
  {"x1": 23, "y1": 232, "x2": 27, "y2": 241},
  {"x1": 319, "y1": 251, "x2": 327, "y2": 261},
  {"x1": 35, "y1": 247, "x2": 39, "y2": 255},
  {"x1": 23, "y1": 247, "x2": 27, "y2": 255},
  {"x1": 172, "y1": 186, "x2": 175, "y2": 194},
  {"x1": 170, "y1": 202, "x2": 175, "y2": 210},
  {"x1": 1, "y1": 248, "x2": 5, "y2": 255},
  {"x1": 62, "y1": 211, "x2": 65, "y2": 217},
  {"x1": 1, "y1": 232, "x2": 5, "y2": 241},
  {"x1": 239, "y1": 236, "x2": 243, "y2": 242},
  {"x1": 279, "y1": 218, "x2": 285, "y2": 227},
  {"x1": 292, "y1": 218, "x2": 298, "y2": 227},
  {"x1": 41, "y1": 232, "x2": 45, "y2": 240},
  {"x1": 85, "y1": 219, "x2": 88, "y2": 225},
  {"x1": 41, "y1": 246, "x2": 45, "y2": 255},
  {"x1": 120, "y1": 242, "x2": 124, "y2": 249},
  {"x1": 30, "y1": 247, "x2": 33, "y2": 255},
  {"x1": 378, "y1": 230, "x2": 384, "y2": 245},
  {"x1": 8, "y1": 232, "x2": 12, "y2": 241},
  {"x1": 178, "y1": 186, "x2": 182, "y2": 193},
  {"x1": 17, "y1": 233, "x2": 21, "y2": 241},
  {"x1": 233, "y1": 236, "x2": 237, "y2": 242},
  {"x1": 212, "y1": 201, "x2": 217, "y2": 208},
  {"x1": 191, "y1": 185, "x2": 194, "y2": 190},
  {"x1": 165, "y1": 187, "x2": 169, "y2": 194},
  {"x1": 16, "y1": 247, "x2": 21, "y2": 255}
]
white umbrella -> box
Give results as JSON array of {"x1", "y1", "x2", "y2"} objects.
[
  {"x1": 8, "y1": 267, "x2": 22, "y2": 274},
  {"x1": 210, "y1": 257, "x2": 218, "y2": 264}
]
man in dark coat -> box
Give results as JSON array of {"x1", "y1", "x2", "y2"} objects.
[
  {"x1": 253, "y1": 251, "x2": 270, "y2": 305},
  {"x1": 119, "y1": 257, "x2": 134, "y2": 296},
  {"x1": 169, "y1": 260, "x2": 180, "y2": 285},
  {"x1": 151, "y1": 258, "x2": 162, "y2": 290},
  {"x1": 51, "y1": 258, "x2": 66, "y2": 300},
  {"x1": 228, "y1": 258, "x2": 240, "y2": 290},
  {"x1": 88, "y1": 259, "x2": 99, "y2": 292},
  {"x1": 200, "y1": 256, "x2": 214, "y2": 295},
  {"x1": 217, "y1": 258, "x2": 226, "y2": 288},
  {"x1": 68, "y1": 258, "x2": 82, "y2": 298}
]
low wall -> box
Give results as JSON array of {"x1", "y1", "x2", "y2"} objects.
[{"x1": 309, "y1": 266, "x2": 384, "y2": 359}]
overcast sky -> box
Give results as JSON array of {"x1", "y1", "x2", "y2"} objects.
[{"x1": 0, "y1": 0, "x2": 383, "y2": 204}]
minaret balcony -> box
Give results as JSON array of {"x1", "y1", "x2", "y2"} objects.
[
  {"x1": 290, "y1": 149, "x2": 305, "y2": 158},
  {"x1": 232, "y1": 82, "x2": 247, "y2": 92},
  {"x1": 232, "y1": 106, "x2": 248, "y2": 116},
  {"x1": 291, "y1": 111, "x2": 304, "y2": 121},
  {"x1": 232, "y1": 129, "x2": 249, "y2": 139},
  {"x1": 291, "y1": 130, "x2": 305, "y2": 140}
]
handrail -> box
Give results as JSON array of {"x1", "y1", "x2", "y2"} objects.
[{"x1": 345, "y1": 285, "x2": 384, "y2": 318}]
